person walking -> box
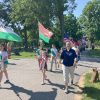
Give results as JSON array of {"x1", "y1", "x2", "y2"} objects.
[
  {"x1": 57, "y1": 48, "x2": 63, "y2": 68},
  {"x1": 72, "y1": 43, "x2": 80, "y2": 62},
  {"x1": 0, "y1": 44, "x2": 9, "y2": 87},
  {"x1": 50, "y1": 44, "x2": 58, "y2": 71},
  {"x1": 36, "y1": 46, "x2": 42, "y2": 69},
  {"x1": 60, "y1": 42, "x2": 77, "y2": 93},
  {"x1": 39, "y1": 47, "x2": 48, "y2": 85}
]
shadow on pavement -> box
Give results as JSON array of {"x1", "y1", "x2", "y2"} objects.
[
  {"x1": 74, "y1": 73, "x2": 80, "y2": 76},
  {"x1": 1, "y1": 82, "x2": 57, "y2": 100},
  {"x1": 83, "y1": 86, "x2": 100, "y2": 100},
  {"x1": 46, "y1": 79, "x2": 64, "y2": 90},
  {"x1": 12, "y1": 59, "x2": 20, "y2": 60},
  {"x1": 8, "y1": 63, "x2": 17, "y2": 65},
  {"x1": 68, "y1": 90, "x2": 83, "y2": 94},
  {"x1": 30, "y1": 88, "x2": 57, "y2": 100},
  {"x1": 1, "y1": 82, "x2": 33, "y2": 100},
  {"x1": 78, "y1": 64, "x2": 91, "y2": 68},
  {"x1": 50, "y1": 70, "x2": 63, "y2": 74},
  {"x1": 46, "y1": 79, "x2": 76, "y2": 90},
  {"x1": 73, "y1": 84, "x2": 83, "y2": 90}
]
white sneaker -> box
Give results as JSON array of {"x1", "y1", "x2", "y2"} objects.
[{"x1": 64, "y1": 88, "x2": 68, "y2": 93}]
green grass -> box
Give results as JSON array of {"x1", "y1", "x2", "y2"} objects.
[
  {"x1": 82, "y1": 73, "x2": 100, "y2": 100},
  {"x1": 83, "y1": 48, "x2": 100, "y2": 58},
  {"x1": 11, "y1": 52, "x2": 36, "y2": 59}
]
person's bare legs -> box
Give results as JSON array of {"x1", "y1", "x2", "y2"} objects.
[
  {"x1": 54, "y1": 57, "x2": 57, "y2": 70},
  {"x1": 57, "y1": 59, "x2": 60, "y2": 68},
  {"x1": 41, "y1": 69, "x2": 46, "y2": 85},
  {"x1": 44, "y1": 69, "x2": 47, "y2": 80},
  {"x1": 38, "y1": 59, "x2": 41, "y2": 70},
  {"x1": 0, "y1": 69, "x2": 3, "y2": 86},
  {"x1": 41, "y1": 69, "x2": 44, "y2": 84},
  {"x1": 3, "y1": 68, "x2": 9, "y2": 81},
  {"x1": 50, "y1": 57, "x2": 54, "y2": 71}
]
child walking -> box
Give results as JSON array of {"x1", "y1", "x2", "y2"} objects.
[
  {"x1": 40, "y1": 47, "x2": 48, "y2": 85},
  {"x1": 0, "y1": 44, "x2": 9, "y2": 87}
]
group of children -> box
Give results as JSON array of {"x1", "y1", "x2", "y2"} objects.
[
  {"x1": 0, "y1": 42, "x2": 80, "y2": 89},
  {"x1": 36, "y1": 43, "x2": 80, "y2": 85}
]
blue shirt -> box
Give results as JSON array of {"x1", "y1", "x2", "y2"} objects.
[
  {"x1": 51, "y1": 48, "x2": 57, "y2": 57},
  {"x1": 61, "y1": 49, "x2": 77, "y2": 67}
]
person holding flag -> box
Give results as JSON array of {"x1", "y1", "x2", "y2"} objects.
[
  {"x1": 36, "y1": 46, "x2": 42, "y2": 69},
  {"x1": 39, "y1": 46, "x2": 48, "y2": 85}
]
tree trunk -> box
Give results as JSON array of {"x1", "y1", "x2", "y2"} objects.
[
  {"x1": 59, "y1": 14, "x2": 64, "y2": 44},
  {"x1": 90, "y1": 37, "x2": 95, "y2": 50},
  {"x1": 24, "y1": 31, "x2": 28, "y2": 51}
]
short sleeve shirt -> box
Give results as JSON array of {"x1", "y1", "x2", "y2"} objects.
[
  {"x1": 2, "y1": 51, "x2": 8, "y2": 60},
  {"x1": 51, "y1": 48, "x2": 57, "y2": 57},
  {"x1": 0, "y1": 51, "x2": 8, "y2": 62}
]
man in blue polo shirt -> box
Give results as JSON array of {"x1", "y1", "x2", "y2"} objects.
[{"x1": 60, "y1": 42, "x2": 77, "y2": 93}]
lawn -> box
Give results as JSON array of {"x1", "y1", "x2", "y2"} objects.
[
  {"x1": 82, "y1": 73, "x2": 100, "y2": 100},
  {"x1": 82, "y1": 48, "x2": 100, "y2": 58},
  {"x1": 11, "y1": 51, "x2": 36, "y2": 59}
]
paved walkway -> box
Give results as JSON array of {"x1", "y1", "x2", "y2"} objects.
[{"x1": 0, "y1": 57, "x2": 100, "y2": 100}]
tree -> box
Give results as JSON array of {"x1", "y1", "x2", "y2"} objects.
[
  {"x1": 10, "y1": 0, "x2": 76, "y2": 44},
  {"x1": 10, "y1": 0, "x2": 55, "y2": 49},
  {"x1": 0, "y1": 0, "x2": 11, "y2": 25},
  {"x1": 64, "y1": 14, "x2": 78, "y2": 40},
  {"x1": 0, "y1": 0, "x2": 76, "y2": 49},
  {"x1": 81, "y1": 0, "x2": 100, "y2": 43},
  {"x1": 0, "y1": 0, "x2": 23, "y2": 39},
  {"x1": 52, "y1": 0, "x2": 76, "y2": 42}
]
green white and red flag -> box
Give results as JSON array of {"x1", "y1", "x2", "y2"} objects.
[{"x1": 38, "y1": 22, "x2": 53, "y2": 43}]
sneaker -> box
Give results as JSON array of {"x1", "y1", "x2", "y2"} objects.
[
  {"x1": 4, "y1": 80, "x2": 10, "y2": 84},
  {"x1": 64, "y1": 88, "x2": 68, "y2": 94}
]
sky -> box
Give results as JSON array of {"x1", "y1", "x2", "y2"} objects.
[
  {"x1": 0, "y1": 0, "x2": 90, "y2": 17},
  {"x1": 74, "y1": 0, "x2": 90, "y2": 17}
]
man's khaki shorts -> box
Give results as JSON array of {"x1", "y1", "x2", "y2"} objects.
[{"x1": 62, "y1": 65, "x2": 75, "y2": 84}]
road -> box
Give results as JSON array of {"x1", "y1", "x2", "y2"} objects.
[{"x1": 0, "y1": 57, "x2": 100, "y2": 100}]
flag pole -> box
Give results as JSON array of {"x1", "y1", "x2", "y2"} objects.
[{"x1": 38, "y1": 21, "x2": 40, "y2": 47}]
